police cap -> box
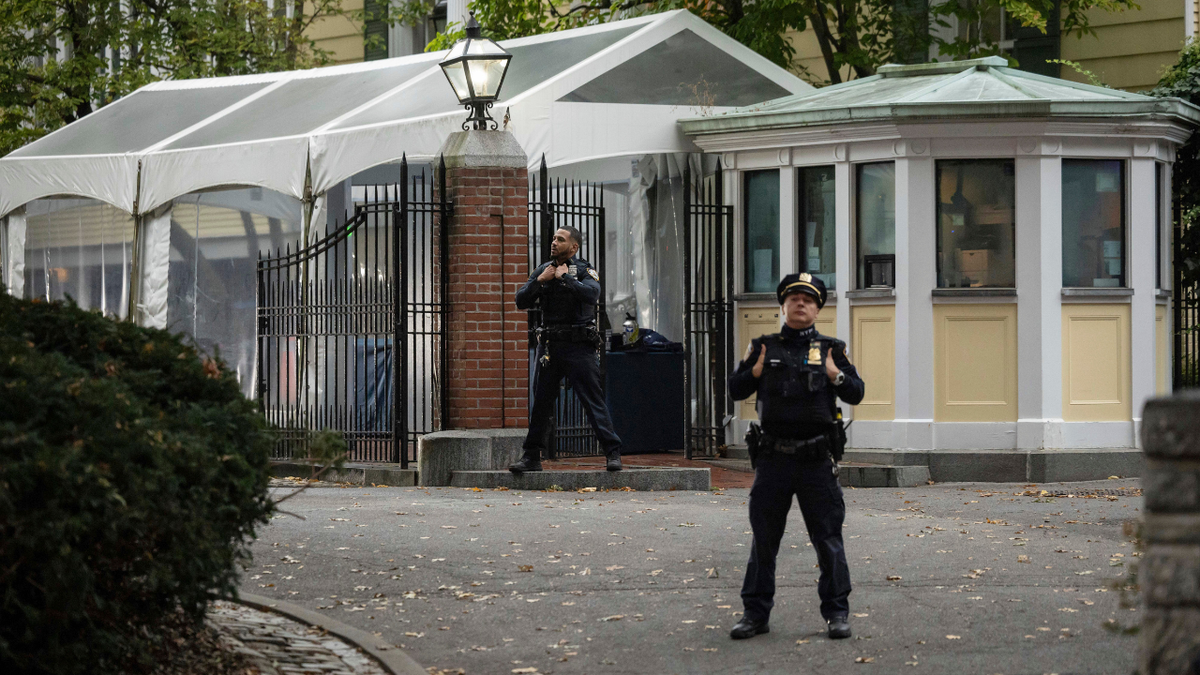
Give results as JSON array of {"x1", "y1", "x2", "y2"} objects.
[{"x1": 777, "y1": 272, "x2": 827, "y2": 308}]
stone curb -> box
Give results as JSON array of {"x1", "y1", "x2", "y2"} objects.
[
  {"x1": 235, "y1": 592, "x2": 425, "y2": 675},
  {"x1": 450, "y1": 467, "x2": 710, "y2": 491},
  {"x1": 270, "y1": 462, "x2": 418, "y2": 487}
]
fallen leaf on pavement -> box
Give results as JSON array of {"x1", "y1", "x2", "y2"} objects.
[
  {"x1": 600, "y1": 615, "x2": 624, "y2": 622},
  {"x1": 886, "y1": 575, "x2": 902, "y2": 581},
  {"x1": 946, "y1": 635, "x2": 961, "y2": 640},
  {"x1": 853, "y1": 613, "x2": 869, "y2": 618},
  {"x1": 855, "y1": 657, "x2": 874, "y2": 663}
]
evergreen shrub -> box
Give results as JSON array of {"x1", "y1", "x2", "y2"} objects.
[{"x1": 0, "y1": 292, "x2": 275, "y2": 674}]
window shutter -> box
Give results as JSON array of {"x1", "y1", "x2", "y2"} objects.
[{"x1": 364, "y1": 0, "x2": 388, "y2": 61}]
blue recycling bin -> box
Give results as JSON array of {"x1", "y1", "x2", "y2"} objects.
[{"x1": 604, "y1": 350, "x2": 685, "y2": 454}]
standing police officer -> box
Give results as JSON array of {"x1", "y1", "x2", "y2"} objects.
[
  {"x1": 510, "y1": 226, "x2": 623, "y2": 473},
  {"x1": 727, "y1": 273, "x2": 864, "y2": 641}
]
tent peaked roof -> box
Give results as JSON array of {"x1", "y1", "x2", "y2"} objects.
[
  {"x1": 680, "y1": 56, "x2": 1200, "y2": 136},
  {"x1": 0, "y1": 10, "x2": 809, "y2": 218}
]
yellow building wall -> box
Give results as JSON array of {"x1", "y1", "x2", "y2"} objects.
[
  {"x1": 1061, "y1": 303, "x2": 1131, "y2": 421},
  {"x1": 1156, "y1": 304, "x2": 1169, "y2": 395},
  {"x1": 1059, "y1": 0, "x2": 1186, "y2": 91},
  {"x1": 734, "y1": 304, "x2": 837, "y2": 421},
  {"x1": 851, "y1": 305, "x2": 895, "y2": 420},
  {"x1": 933, "y1": 304, "x2": 1018, "y2": 422},
  {"x1": 306, "y1": 0, "x2": 365, "y2": 66}
]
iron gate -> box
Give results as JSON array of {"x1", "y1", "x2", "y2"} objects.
[
  {"x1": 256, "y1": 158, "x2": 449, "y2": 465},
  {"x1": 1175, "y1": 194, "x2": 1199, "y2": 389},
  {"x1": 527, "y1": 159, "x2": 607, "y2": 457},
  {"x1": 683, "y1": 160, "x2": 734, "y2": 459}
]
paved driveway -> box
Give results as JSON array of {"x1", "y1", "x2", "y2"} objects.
[{"x1": 243, "y1": 478, "x2": 1142, "y2": 675}]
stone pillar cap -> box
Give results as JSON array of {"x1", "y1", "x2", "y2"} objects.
[{"x1": 439, "y1": 129, "x2": 527, "y2": 169}]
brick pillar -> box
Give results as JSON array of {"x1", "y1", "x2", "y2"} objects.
[
  {"x1": 1140, "y1": 391, "x2": 1200, "y2": 673},
  {"x1": 437, "y1": 130, "x2": 529, "y2": 430}
]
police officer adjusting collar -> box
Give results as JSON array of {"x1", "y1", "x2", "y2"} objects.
[{"x1": 536, "y1": 226, "x2": 599, "y2": 287}]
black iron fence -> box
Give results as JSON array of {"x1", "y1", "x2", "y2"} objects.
[
  {"x1": 684, "y1": 160, "x2": 734, "y2": 459},
  {"x1": 1175, "y1": 196, "x2": 1199, "y2": 389},
  {"x1": 527, "y1": 158, "x2": 607, "y2": 457},
  {"x1": 256, "y1": 158, "x2": 448, "y2": 465}
]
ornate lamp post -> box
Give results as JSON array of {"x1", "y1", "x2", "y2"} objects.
[{"x1": 438, "y1": 12, "x2": 513, "y2": 130}]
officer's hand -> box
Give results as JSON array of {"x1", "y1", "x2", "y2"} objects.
[
  {"x1": 826, "y1": 345, "x2": 842, "y2": 382},
  {"x1": 537, "y1": 265, "x2": 556, "y2": 282},
  {"x1": 750, "y1": 344, "x2": 767, "y2": 378},
  {"x1": 554, "y1": 264, "x2": 569, "y2": 279}
]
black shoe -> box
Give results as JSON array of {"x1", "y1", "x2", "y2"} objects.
[
  {"x1": 729, "y1": 618, "x2": 769, "y2": 640},
  {"x1": 606, "y1": 452, "x2": 622, "y2": 472},
  {"x1": 509, "y1": 455, "x2": 542, "y2": 474},
  {"x1": 826, "y1": 615, "x2": 851, "y2": 640}
]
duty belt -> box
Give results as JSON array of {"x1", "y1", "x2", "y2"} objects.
[
  {"x1": 761, "y1": 432, "x2": 830, "y2": 458},
  {"x1": 538, "y1": 324, "x2": 598, "y2": 343}
]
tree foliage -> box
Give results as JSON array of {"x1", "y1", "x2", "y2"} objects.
[
  {"x1": 0, "y1": 0, "x2": 345, "y2": 156},
  {"x1": 1152, "y1": 37, "x2": 1200, "y2": 288},
  {"x1": 396, "y1": 0, "x2": 1137, "y2": 85}
]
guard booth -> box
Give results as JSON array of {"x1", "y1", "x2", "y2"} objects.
[{"x1": 681, "y1": 57, "x2": 1200, "y2": 475}]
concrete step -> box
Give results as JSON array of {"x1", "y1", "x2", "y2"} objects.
[
  {"x1": 450, "y1": 468, "x2": 710, "y2": 491},
  {"x1": 270, "y1": 461, "x2": 417, "y2": 486},
  {"x1": 838, "y1": 463, "x2": 930, "y2": 488},
  {"x1": 706, "y1": 458, "x2": 753, "y2": 473},
  {"x1": 723, "y1": 445, "x2": 750, "y2": 460}
]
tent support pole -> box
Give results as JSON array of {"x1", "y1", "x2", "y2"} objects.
[{"x1": 127, "y1": 159, "x2": 144, "y2": 323}]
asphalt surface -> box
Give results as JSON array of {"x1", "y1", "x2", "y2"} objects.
[{"x1": 243, "y1": 477, "x2": 1143, "y2": 675}]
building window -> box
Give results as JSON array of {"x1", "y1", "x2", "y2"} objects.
[
  {"x1": 798, "y1": 166, "x2": 836, "y2": 290},
  {"x1": 744, "y1": 169, "x2": 780, "y2": 293},
  {"x1": 1062, "y1": 159, "x2": 1125, "y2": 288},
  {"x1": 936, "y1": 159, "x2": 1016, "y2": 288},
  {"x1": 856, "y1": 162, "x2": 895, "y2": 288}
]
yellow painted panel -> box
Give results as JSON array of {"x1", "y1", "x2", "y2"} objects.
[
  {"x1": 1062, "y1": 304, "x2": 1131, "y2": 421},
  {"x1": 1059, "y1": 46, "x2": 1185, "y2": 91},
  {"x1": 733, "y1": 304, "x2": 838, "y2": 420},
  {"x1": 305, "y1": 0, "x2": 365, "y2": 65},
  {"x1": 1076, "y1": 0, "x2": 1183, "y2": 28},
  {"x1": 933, "y1": 304, "x2": 1017, "y2": 422},
  {"x1": 736, "y1": 305, "x2": 780, "y2": 421},
  {"x1": 852, "y1": 305, "x2": 895, "y2": 420},
  {"x1": 1156, "y1": 305, "x2": 1168, "y2": 395}
]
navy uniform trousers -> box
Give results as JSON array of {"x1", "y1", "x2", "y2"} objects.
[
  {"x1": 523, "y1": 340, "x2": 621, "y2": 455},
  {"x1": 741, "y1": 452, "x2": 852, "y2": 622}
]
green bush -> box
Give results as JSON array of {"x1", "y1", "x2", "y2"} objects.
[{"x1": 0, "y1": 292, "x2": 275, "y2": 675}]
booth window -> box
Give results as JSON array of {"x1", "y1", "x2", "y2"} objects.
[
  {"x1": 856, "y1": 162, "x2": 895, "y2": 288},
  {"x1": 799, "y1": 165, "x2": 836, "y2": 290},
  {"x1": 744, "y1": 169, "x2": 780, "y2": 293},
  {"x1": 1063, "y1": 160, "x2": 1125, "y2": 288},
  {"x1": 936, "y1": 159, "x2": 1016, "y2": 288}
]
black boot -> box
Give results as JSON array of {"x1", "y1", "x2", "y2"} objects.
[
  {"x1": 509, "y1": 452, "x2": 542, "y2": 474},
  {"x1": 605, "y1": 450, "x2": 622, "y2": 472},
  {"x1": 729, "y1": 618, "x2": 769, "y2": 640},
  {"x1": 826, "y1": 615, "x2": 851, "y2": 639}
]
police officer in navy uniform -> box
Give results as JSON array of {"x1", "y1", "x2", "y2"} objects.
[
  {"x1": 727, "y1": 273, "x2": 864, "y2": 641},
  {"x1": 510, "y1": 225, "x2": 623, "y2": 473}
]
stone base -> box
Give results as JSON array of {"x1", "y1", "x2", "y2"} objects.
[
  {"x1": 417, "y1": 429, "x2": 527, "y2": 486},
  {"x1": 842, "y1": 448, "x2": 1144, "y2": 483},
  {"x1": 838, "y1": 464, "x2": 931, "y2": 488},
  {"x1": 450, "y1": 468, "x2": 710, "y2": 491},
  {"x1": 270, "y1": 462, "x2": 417, "y2": 486}
]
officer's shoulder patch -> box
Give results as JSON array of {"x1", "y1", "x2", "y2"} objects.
[{"x1": 588, "y1": 268, "x2": 600, "y2": 281}]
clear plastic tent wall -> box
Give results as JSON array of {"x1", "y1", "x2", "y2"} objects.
[{"x1": 0, "y1": 9, "x2": 808, "y2": 398}]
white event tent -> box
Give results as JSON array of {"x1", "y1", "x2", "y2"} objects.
[{"x1": 0, "y1": 9, "x2": 809, "y2": 394}]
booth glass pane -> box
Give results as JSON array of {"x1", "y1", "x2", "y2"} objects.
[
  {"x1": 23, "y1": 199, "x2": 136, "y2": 319},
  {"x1": 744, "y1": 170, "x2": 780, "y2": 294},
  {"x1": 936, "y1": 159, "x2": 1016, "y2": 288},
  {"x1": 856, "y1": 162, "x2": 895, "y2": 288},
  {"x1": 167, "y1": 188, "x2": 303, "y2": 397},
  {"x1": 798, "y1": 165, "x2": 836, "y2": 290},
  {"x1": 1062, "y1": 160, "x2": 1125, "y2": 288}
]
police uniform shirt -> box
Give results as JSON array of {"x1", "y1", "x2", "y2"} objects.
[
  {"x1": 728, "y1": 324, "x2": 865, "y2": 440},
  {"x1": 515, "y1": 255, "x2": 601, "y2": 326}
]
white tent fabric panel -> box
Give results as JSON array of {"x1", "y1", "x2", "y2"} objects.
[
  {"x1": 0, "y1": 10, "x2": 810, "y2": 219},
  {"x1": 5, "y1": 210, "x2": 25, "y2": 296},
  {"x1": 137, "y1": 204, "x2": 172, "y2": 328}
]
